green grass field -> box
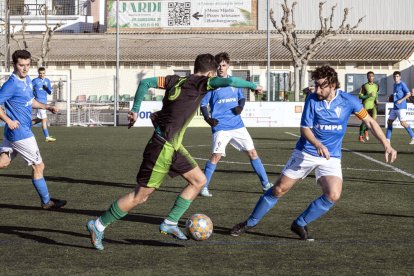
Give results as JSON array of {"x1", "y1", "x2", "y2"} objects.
[{"x1": 0, "y1": 127, "x2": 413, "y2": 275}]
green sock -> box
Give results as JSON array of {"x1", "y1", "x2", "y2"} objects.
[
  {"x1": 99, "y1": 201, "x2": 128, "y2": 227},
  {"x1": 166, "y1": 196, "x2": 192, "y2": 223},
  {"x1": 359, "y1": 123, "x2": 365, "y2": 136}
]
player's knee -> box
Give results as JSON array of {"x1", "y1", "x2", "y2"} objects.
[
  {"x1": 247, "y1": 149, "x2": 258, "y2": 159},
  {"x1": 274, "y1": 185, "x2": 288, "y2": 197},
  {"x1": 387, "y1": 120, "x2": 393, "y2": 127},
  {"x1": 32, "y1": 162, "x2": 45, "y2": 175},
  {"x1": 0, "y1": 153, "x2": 11, "y2": 169},
  {"x1": 193, "y1": 174, "x2": 207, "y2": 188},
  {"x1": 326, "y1": 192, "x2": 341, "y2": 203},
  {"x1": 211, "y1": 154, "x2": 221, "y2": 164},
  {"x1": 400, "y1": 121, "x2": 408, "y2": 128}
]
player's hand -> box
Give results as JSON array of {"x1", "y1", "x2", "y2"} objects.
[
  {"x1": 232, "y1": 106, "x2": 243, "y2": 115},
  {"x1": 384, "y1": 144, "x2": 397, "y2": 163},
  {"x1": 7, "y1": 120, "x2": 19, "y2": 130},
  {"x1": 205, "y1": 118, "x2": 219, "y2": 127},
  {"x1": 127, "y1": 111, "x2": 137, "y2": 129},
  {"x1": 316, "y1": 144, "x2": 330, "y2": 160},
  {"x1": 397, "y1": 100, "x2": 402, "y2": 105},
  {"x1": 47, "y1": 106, "x2": 59, "y2": 114},
  {"x1": 253, "y1": 85, "x2": 263, "y2": 94}
]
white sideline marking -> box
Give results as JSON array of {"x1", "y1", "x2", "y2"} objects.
[
  {"x1": 284, "y1": 132, "x2": 414, "y2": 179},
  {"x1": 193, "y1": 158, "x2": 395, "y2": 173}
]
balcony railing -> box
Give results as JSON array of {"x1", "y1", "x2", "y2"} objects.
[{"x1": 10, "y1": 1, "x2": 90, "y2": 16}]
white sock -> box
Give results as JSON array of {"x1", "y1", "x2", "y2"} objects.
[
  {"x1": 164, "y1": 219, "x2": 177, "y2": 225},
  {"x1": 95, "y1": 218, "x2": 106, "y2": 232}
]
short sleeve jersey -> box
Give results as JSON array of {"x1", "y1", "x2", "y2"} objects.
[
  {"x1": 295, "y1": 90, "x2": 365, "y2": 159},
  {"x1": 32, "y1": 77, "x2": 52, "y2": 104},
  {"x1": 393, "y1": 81, "x2": 410, "y2": 110},
  {"x1": 0, "y1": 74, "x2": 35, "y2": 142},
  {"x1": 154, "y1": 74, "x2": 212, "y2": 148},
  {"x1": 200, "y1": 80, "x2": 245, "y2": 133}
]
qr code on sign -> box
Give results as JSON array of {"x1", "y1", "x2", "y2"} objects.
[{"x1": 168, "y1": 2, "x2": 191, "y2": 26}]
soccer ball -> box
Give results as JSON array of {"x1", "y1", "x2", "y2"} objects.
[{"x1": 186, "y1": 213, "x2": 213, "y2": 241}]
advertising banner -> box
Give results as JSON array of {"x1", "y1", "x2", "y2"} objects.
[
  {"x1": 107, "y1": 0, "x2": 255, "y2": 29},
  {"x1": 131, "y1": 101, "x2": 305, "y2": 128},
  {"x1": 385, "y1": 103, "x2": 414, "y2": 128}
]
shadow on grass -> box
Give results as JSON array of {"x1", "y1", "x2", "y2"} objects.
[
  {"x1": 361, "y1": 212, "x2": 414, "y2": 218},
  {"x1": 212, "y1": 224, "x2": 297, "y2": 240},
  {"x1": 343, "y1": 176, "x2": 413, "y2": 186},
  {"x1": 0, "y1": 224, "x2": 184, "y2": 249}
]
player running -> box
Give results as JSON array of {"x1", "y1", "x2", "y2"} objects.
[
  {"x1": 0, "y1": 50, "x2": 66, "y2": 210},
  {"x1": 199, "y1": 52, "x2": 272, "y2": 197},
  {"x1": 31, "y1": 67, "x2": 56, "y2": 142},
  {"x1": 386, "y1": 71, "x2": 414, "y2": 144},
  {"x1": 230, "y1": 65, "x2": 397, "y2": 241},
  {"x1": 86, "y1": 54, "x2": 263, "y2": 250},
  {"x1": 358, "y1": 71, "x2": 379, "y2": 142}
]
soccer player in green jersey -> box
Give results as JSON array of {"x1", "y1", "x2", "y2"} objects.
[
  {"x1": 358, "y1": 71, "x2": 379, "y2": 142},
  {"x1": 86, "y1": 54, "x2": 263, "y2": 250}
]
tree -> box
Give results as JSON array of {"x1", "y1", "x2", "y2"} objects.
[
  {"x1": 10, "y1": 5, "x2": 61, "y2": 67},
  {"x1": 270, "y1": 0, "x2": 365, "y2": 101}
]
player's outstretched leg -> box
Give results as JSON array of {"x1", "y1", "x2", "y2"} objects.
[
  {"x1": 200, "y1": 161, "x2": 216, "y2": 197},
  {"x1": 250, "y1": 157, "x2": 272, "y2": 191},
  {"x1": 230, "y1": 188, "x2": 279, "y2": 236},
  {"x1": 292, "y1": 194, "x2": 334, "y2": 241},
  {"x1": 160, "y1": 195, "x2": 190, "y2": 240},
  {"x1": 86, "y1": 201, "x2": 128, "y2": 250},
  {"x1": 86, "y1": 219, "x2": 105, "y2": 250}
]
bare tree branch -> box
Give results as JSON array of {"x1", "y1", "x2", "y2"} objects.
[{"x1": 270, "y1": 0, "x2": 364, "y2": 101}]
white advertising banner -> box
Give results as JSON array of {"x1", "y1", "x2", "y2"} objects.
[
  {"x1": 107, "y1": 0, "x2": 254, "y2": 29},
  {"x1": 385, "y1": 103, "x2": 414, "y2": 128},
  {"x1": 131, "y1": 101, "x2": 305, "y2": 128}
]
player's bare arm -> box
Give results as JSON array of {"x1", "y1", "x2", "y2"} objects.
[
  {"x1": 300, "y1": 127, "x2": 330, "y2": 160},
  {"x1": 32, "y1": 99, "x2": 59, "y2": 114},
  {"x1": 362, "y1": 115, "x2": 397, "y2": 163}
]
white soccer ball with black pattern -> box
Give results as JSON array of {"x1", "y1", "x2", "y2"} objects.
[{"x1": 186, "y1": 213, "x2": 213, "y2": 241}]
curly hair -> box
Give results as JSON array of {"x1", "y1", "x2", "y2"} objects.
[{"x1": 311, "y1": 65, "x2": 340, "y2": 89}]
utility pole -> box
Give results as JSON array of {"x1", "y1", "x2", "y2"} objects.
[{"x1": 5, "y1": 0, "x2": 10, "y2": 71}]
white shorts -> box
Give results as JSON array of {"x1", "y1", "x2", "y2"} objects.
[
  {"x1": 0, "y1": 136, "x2": 43, "y2": 166},
  {"x1": 36, "y1": 109, "x2": 47, "y2": 119},
  {"x1": 212, "y1": 127, "x2": 255, "y2": 157},
  {"x1": 388, "y1": 109, "x2": 407, "y2": 122},
  {"x1": 282, "y1": 149, "x2": 342, "y2": 180}
]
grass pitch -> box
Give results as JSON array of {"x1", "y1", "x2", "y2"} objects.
[{"x1": 0, "y1": 126, "x2": 413, "y2": 275}]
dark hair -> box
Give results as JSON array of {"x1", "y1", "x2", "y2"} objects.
[
  {"x1": 194, "y1": 54, "x2": 218, "y2": 74},
  {"x1": 311, "y1": 65, "x2": 340, "y2": 89},
  {"x1": 38, "y1": 67, "x2": 46, "y2": 73},
  {"x1": 12, "y1": 50, "x2": 31, "y2": 64},
  {"x1": 367, "y1": 71, "x2": 374, "y2": 76},
  {"x1": 215, "y1": 52, "x2": 230, "y2": 64},
  {"x1": 393, "y1": 71, "x2": 401, "y2": 77}
]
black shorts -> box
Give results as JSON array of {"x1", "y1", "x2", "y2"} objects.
[{"x1": 136, "y1": 133, "x2": 197, "y2": 188}]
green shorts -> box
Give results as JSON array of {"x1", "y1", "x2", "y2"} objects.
[{"x1": 136, "y1": 133, "x2": 198, "y2": 189}]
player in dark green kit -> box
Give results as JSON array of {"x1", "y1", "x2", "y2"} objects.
[
  {"x1": 86, "y1": 54, "x2": 263, "y2": 250},
  {"x1": 358, "y1": 71, "x2": 379, "y2": 142}
]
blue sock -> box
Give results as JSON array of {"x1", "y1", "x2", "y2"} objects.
[
  {"x1": 246, "y1": 188, "x2": 279, "y2": 227},
  {"x1": 386, "y1": 125, "x2": 393, "y2": 139},
  {"x1": 295, "y1": 194, "x2": 334, "y2": 227},
  {"x1": 203, "y1": 161, "x2": 216, "y2": 189},
  {"x1": 250, "y1": 158, "x2": 269, "y2": 186},
  {"x1": 42, "y1": 128, "x2": 49, "y2": 138},
  {"x1": 32, "y1": 178, "x2": 50, "y2": 204},
  {"x1": 405, "y1": 126, "x2": 414, "y2": 138}
]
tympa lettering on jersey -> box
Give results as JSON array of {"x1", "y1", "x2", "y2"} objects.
[
  {"x1": 316, "y1": 124, "x2": 343, "y2": 131},
  {"x1": 217, "y1": 97, "x2": 237, "y2": 104}
]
